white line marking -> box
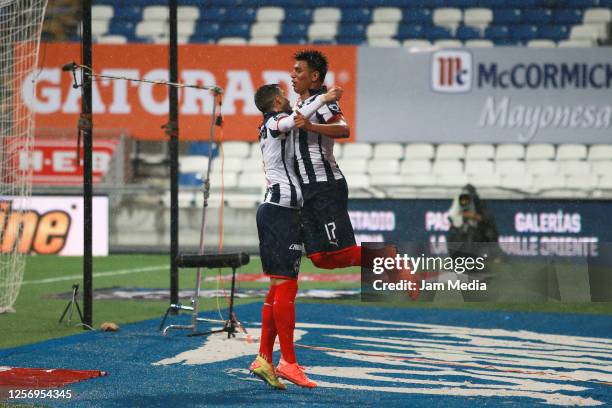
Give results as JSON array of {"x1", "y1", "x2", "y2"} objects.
[{"x1": 20, "y1": 265, "x2": 168, "y2": 286}]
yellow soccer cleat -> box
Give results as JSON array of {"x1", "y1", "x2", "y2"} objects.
[{"x1": 249, "y1": 355, "x2": 287, "y2": 390}]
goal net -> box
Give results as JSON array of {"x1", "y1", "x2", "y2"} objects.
[{"x1": 0, "y1": 0, "x2": 48, "y2": 313}]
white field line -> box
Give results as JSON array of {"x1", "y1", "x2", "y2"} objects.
[{"x1": 20, "y1": 264, "x2": 169, "y2": 286}]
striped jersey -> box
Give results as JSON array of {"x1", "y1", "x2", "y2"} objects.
[
  {"x1": 259, "y1": 111, "x2": 302, "y2": 209},
  {"x1": 294, "y1": 87, "x2": 345, "y2": 185}
]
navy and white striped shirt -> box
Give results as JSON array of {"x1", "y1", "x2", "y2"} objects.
[
  {"x1": 259, "y1": 112, "x2": 302, "y2": 209},
  {"x1": 293, "y1": 88, "x2": 345, "y2": 185}
]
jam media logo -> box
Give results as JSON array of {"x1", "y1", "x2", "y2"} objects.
[{"x1": 431, "y1": 50, "x2": 472, "y2": 93}]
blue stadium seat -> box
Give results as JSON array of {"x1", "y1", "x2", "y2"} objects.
[
  {"x1": 179, "y1": 172, "x2": 201, "y2": 187},
  {"x1": 376, "y1": 0, "x2": 425, "y2": 6},
  {"x1": 510, "y1": 25, "x2": 538, "y2": 42},
  {"x1": 538, "y1": 25, "x2": 570, "y2": 41},
  {"x1": 218, "y1": 23, "x2": 250, "y2": 38},
  {"x1": 425, "y1": 26, "x2": 453, "y2": 40},
  {"x1": 284, "y1": 9, "x2": 313, "y2": 23},
  {"x1": 114, "y1": 7, "x2": 142, "y2": 22},
  {"x1": 495, "y1": 38, "x2": 521, "y2": 46},
  {"x1": 493, "y1": 9, "x2": 523, "y2": 25},
  {"x1": 336, "y1": 36, "x2": 363, "y2": 44},
  {"x1": 192, "y1": 23, "x2": 221, "y2": 40},
  {"x1": 188, "y1": 142, "x2": 218, "y2": 157},
  {"x1": 456, "y1": 26, "x2": 481, "y2": 40},
  {"x1": 200, "y1": 8, "x2": 228, "y2": 22},
  {"x1": 477, "y1": 0, "x2": 506, "y2": 7},
  {"x1": 554, "y1": 9, "x2": 583, "y2": 24},
  {"x1": 281, "y1": 23, "x2": 308, "y2": 38},
  {"x1": 504, "y1": 0, "x2": 538, "y2": 6},
  {"x1": 337, "y1": 23, "x2": 367, "y2": 39},
  {"x1": 277, "y1": 36, "x2": 307, "y2": 44},
  {"x1": 209, "y1": 0, "x2": 243, "y2": 6},
  {"x1": 564, "y1": 0, "x2": 601, "y2": 7},
  {"x1": 224, "y1": 7, "x2": 256, "y2": 23},
  {"x1": 341, "y1": 8, "x2": 372, "y2": 24},
  {"x1": 523, "y1": 9, "x2": 553, "y2": 24},
  {"x1": 108, "y1": 21, "x2": 136, "y2": 39},
  {"x1": 434, "y1": 0, "x2": 478, "y2": 6},
  {"x1": 397, "y1": 24, "x2": 427, "y2": 39},
  {"x1": 312, "y1": 39, "x2": 336, "y2": 45},
  {"x1": 484, "y1": 25, "x2": 510, "y2": 41},
  {"x1": 402, "y1": 8, "x2": 432, "y2": 24}
]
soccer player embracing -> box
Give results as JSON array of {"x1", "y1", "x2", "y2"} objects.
[{"x1": 249, "y1": 83, "x2": 343, "y2": 389}]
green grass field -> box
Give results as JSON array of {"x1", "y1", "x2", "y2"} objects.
[{"x1": 1, "y1": 254, "x2": 610, "y2": 349}]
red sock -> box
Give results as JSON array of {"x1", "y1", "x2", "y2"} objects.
[
  {"x1": 309, "y1": 245, "x2": 361, "y2": 269},
  {"x1": 273, "y1": 279, "x2": 298, "y2": 364},
  {"x1": 258, "y1": 285, "x2": 277, "y2": 363}
]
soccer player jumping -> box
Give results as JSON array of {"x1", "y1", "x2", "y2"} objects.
[{"x1": 249, "y1": 83, "x2": 343, "y2": 389}]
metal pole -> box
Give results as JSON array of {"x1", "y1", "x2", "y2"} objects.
[
  {"x1": 169, "y1": 0, "x2": 179, "y2": 305},
  {"x1": 82, "y1": 0, "x2": 93, "y2": 329}
]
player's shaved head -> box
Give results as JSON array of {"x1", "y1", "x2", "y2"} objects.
[
  {"x1": 254, "y1": 84, "x2": 282, "y2": 113},
  {"x1": 294, "y1": 49, "x2": 328, "y2": 83}
]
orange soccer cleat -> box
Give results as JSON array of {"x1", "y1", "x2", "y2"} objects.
[{"x1": 276, "y1": 358, "x2": 317, "y2": 388}]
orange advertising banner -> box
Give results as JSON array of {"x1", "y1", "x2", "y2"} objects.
[{"x1": 27, "y1": 44, "x2": 356, "y2": 141}]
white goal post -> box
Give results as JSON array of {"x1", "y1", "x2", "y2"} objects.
[{"x1": 0, "y1": 0, "x2": 48, "y2": 313}]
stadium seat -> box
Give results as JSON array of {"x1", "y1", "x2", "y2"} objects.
[
  {"x1": 368, "y1": 159, "x2": 400, "y2": 175},
  {"x1": 368, "y1": 38, "x2": 400, "y2": 46},
  {"x1": 346, "y1": 174, "x2": 370, "y2": 189},
  {"x1": 402, "y1": 8, "x2": 432, "y2": 24},
  {"x1": 466, "y1": 144, "x2": 495, "y2": 160},
  {"x1": 493, "y1": 9, "x2": 522, "y2": 25},
  {"x1": 342, "y1": 8, "x2": 372, "y2": 24},
  {"x1": 433, "y1": 8, "x2": 462, "y2": 33},
  {"x1": 218, "y1": 37, "x2": 248, "y2": 45},
  {"x1": 178, "y1": 6, "x2": 199, "y2": 21},
  {"x1": 523, "y1": 8, "x2": 553, "y2": 24},
  {"x1": 592, "y1": 161, "x2": 612, "y2": 176},
  {"x1": 114, "y1": 7, "x2": 142, "y2": 22},
  {"x1": 92, "y1": 21, "x2": 110, "y2": 37},
  {"x1": 404, "y1": 143, "x2": 435, "y2": 160},
  {"x1": 397, "y1": 24, "x2": 426, "y2": 39},
  {"x1": 200, "y1": 7, "x2": 228, "y2": 21},
  {"x1": 598, "y1": 174, "x2": 612, "y2": 190},
  {"x1": 538, "y1": 25, "x2": 569, "y2": 41},
  {"x1": 242, "y1": 158, "x2": 264, "y2": 173},
  {"x1": 464, "y1": 39, "x2": 494, "y2": 47},
  {"x1": 210, "y1": 172, "x2": 239, "y2": 189},
  {"x1": 313, "y1": 7, "x2": 341, "y2": 23},
  {"x1": 558, "y1": 160, "x2": 591, "y2": 175},
  {"x1": 570, "y1": 24, "x2": 599, "y2": 41},
  {"x1": 249, "y1": 37, "x2": 278, "y2": 44},
  {"x1": 495, "y1": 160, "x2": 526, "y2": 175},
  {"x1": 96, "y1": 35, "x2": 127, "y2": 44},
  {"x1": 501, "y1": 174, "x2": 533, "y2": 191},
  {"x1": 237, "y1": 172, "x2": 266, "y2": 190},
  {"x1": 566, "y1": 174, "x2": 599, "y2": 191},
  {"x1": 343, "y1": 143, "x2": 373, "y2": 159},
  {"x1": 533, "y1": 174, "x2": 566, "y2": 192},
  {"x1": 256, "y1": 7, "x2": 284, "y2": 22},
  {"x1": 436, "y1": 174, "x2": 469, "y2": 188},
  {"x1": 308, "y1": 22, "x2": 337, "y2": 41},
  {"x1": 211, "y1": 157, "x2": 243, "y2": 173},
  {"x1": 403, "y1": 174, "x2": 436, "y2": 187},
  {"x1": 583, "y1": 8, "x2": 611, "y2": 25},
  {"x1": 432, "y1": 160, "x2": 463, "y2": 175},
  {"x1": 527, "y1": 160, "x2": 559, "y2": 176},
  {"x1": 456, "y1": 26, "x2": 481, "y2": 40},
  {"x1": 435, "y1": 39, "x2": 463, "y2": 48},
  {"x1": 554, "y1": 9, "x2": 583, "y2": 25},
  {"x1": 527, "y1": 39, "x2": 556, "y2": 47},
  {"x1": 373, "y1": 143, "x2": 404, "y2": 159},
  {"x1": 251, "y1": 22, "x2": 280, "y2": 38},
  {"x1": 143, "y1": 6, "x2": 168, "y2": 21},
  {"x1": 465, "y1": 160, "x2": 494, "y2": 175},
  {"x1": 370, "y1": 174, "x2": 403, "y2": 186},
  {"x1": 525, "y1": 144, "x2": 555, "y2": 161},
  {"x1": 285, "y1": 8, "x2": 313, "y2": 23},
  {"x1": 558, "y1": 39, "x2": 594, "y2": 46},
  {"x1": 511, "y1": 25, "x2": 538, "y2": 42},
  {"x1": 400, "y1": 159, "x2": 432, "y2": 175},
  {"x1": 463, "y1": 8, "x2": 493, "y2": 33},
  {"x1": 366, "y1": 22, "x2": 399, "y2": 38},
  {"x1": 496, "y1": 144, "x2": 525, "y2": 161},
  {"x1": 469, "y1": 173, "x2": 502, "y2": 188},
  {"x1": 340, "y1": 158, "x2": 368, "y2": 173},
  {"x1": 403, "y1": 39, "x2": 432, "y2": 48},
  {"x1": 92, "y1": 5, "x2": 114, "y2": 20},
  {"x1": 180, "y1": 156, "x2": 209, "y2": 173},
  {"x1": 588, "y1": 145, "x2": 612, "y2": 161},
  {"x1": 220, "y1": 23, "x2": 250, "y2": 38},
  {"x1": 426, "y1": 26, "x2": 453, "y2": 40},
  {"x1": 484, "y1": 25, "x2": 510, "y2": 41},
  {"x1": 135, "y1": 21, "x2": 165, "y2": 39},
  {"x1": 222, "y1": 142, "x2": 250, "y2": 158},
  {"x1": 282, "y1": 23, "x2": 308, "y2": 38},
  {"x1": 556, "y1": 144, "x2": 587, "y2": 160},
  {"x1": 179, "y1": 172, "x2": 202, "y2": 187},
  {"x1": 372, "y1": 7, "x2": 403, "y2": 23},
  {"x1": 436, "y1": 144, "x2": 466, "y2": 160}
]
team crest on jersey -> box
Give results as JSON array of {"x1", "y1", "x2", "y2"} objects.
[{"x1": 327, "y1": 102, "x2": 342, "y2": 114}]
